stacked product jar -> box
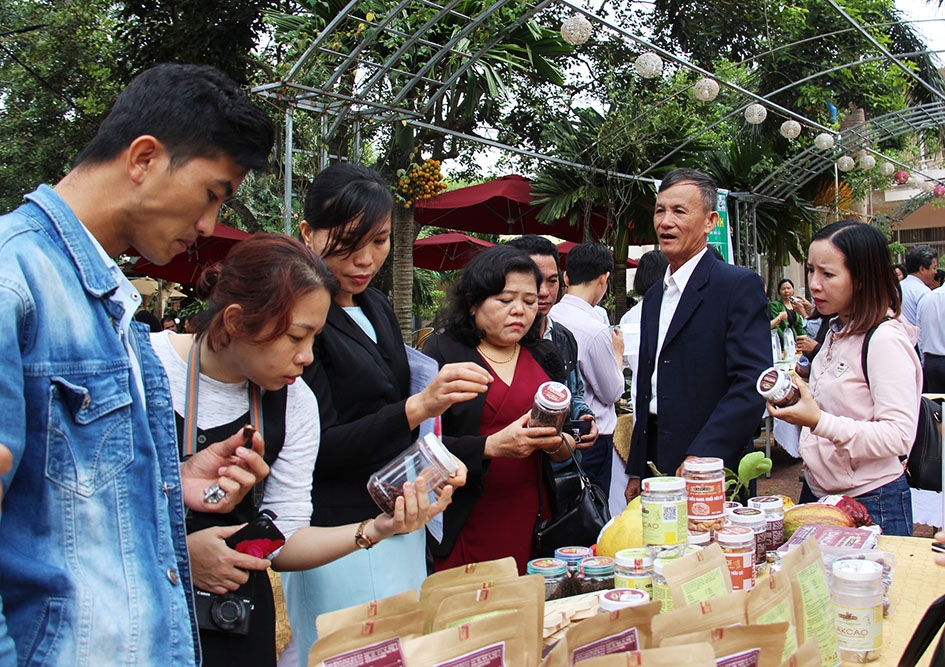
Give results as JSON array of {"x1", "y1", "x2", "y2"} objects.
[
  {"x1": 683, "y1": 457, "x2": 726, "y2": 537},
  {"x1": 641, "y1": 476, "x2": 688, "y2": 557},
  {"x1": 715, "y1": 526, "x2": 756, "y2": 591},
  {"x1": 727, "y1": 507, "x2": 767, "y2": 568},
  {"x1": 748, "y1": 495, "x2": 785, "y2": 552},
  {"x1": 614, "y1": 548, "x2": 654, "y2": 599}
]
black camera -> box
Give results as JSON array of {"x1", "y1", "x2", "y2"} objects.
[
  {"x1": 194, "y1": 588, "x2": 254, "y2": 636},
  {"x1": 565, "y1": 419, "x2": 592, "y2": 441}
]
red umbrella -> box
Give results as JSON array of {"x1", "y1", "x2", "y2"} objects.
[
  {"x1": 413, "y1": 175, "x2": 609, "y2": 242},
  {"x1": 556, "y1": 241, "x2": 639, "y2": 270},
  {"x1": 413, "y1": 232, "x2": 495, "y2": 271},
  {"x1": 130, "y1": 222, "x2": 250, "y2": 286}
]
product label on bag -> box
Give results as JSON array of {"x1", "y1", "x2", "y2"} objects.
[
  {"x1": 324, "y1": 638, "x2": 406, "y2": 667},
  {"x1": 570, "y1": 627, "x2": 639, "y2": 666},
  {"x1": 435, "y1": 641, "x2": 506, "y2": 667}
]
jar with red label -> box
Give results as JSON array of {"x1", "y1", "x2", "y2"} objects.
[
  {"x1": 756, "y1": 367, "x2": 801, "y2": 407},
  {"x1": 683, "y1": 457, "x2": 726, "y2": 534},
  {"x1": 727, "y1": 507, "x2": 767, "y2": 566},
  {"x1": 748, "y1": 495, "x2": 785, "y2": 551},
  {"x1": 715, "y1": 526, "x2": 756, "y2": 591},
  {"x1": 527, "y1": 381, "x2": 571, "y2": 435}
]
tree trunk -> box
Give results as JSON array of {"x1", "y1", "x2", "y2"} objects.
[
  {"x1": 392, "y1": 205, "x2": 417, "y2": 342},
  {"x1": 613, "y1": 265, "x2": 627, "y2": 323}
]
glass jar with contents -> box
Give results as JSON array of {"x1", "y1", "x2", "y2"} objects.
[
  {"x1": 526, "y1": 558, "x2": 570, "y2": 601},
  {"x1": 756, "y1": 367, "x2": 801, "y2": 407},
  {"x1": 573, "y1": 557, "x2": 615, "y2": 595},
  {"x1": 366, "y1": 433, "x2": 458, "y2": 514},
  {"x1": 554, "y1": 546, "x2": 591, "y2": 575},
  {"x1": 527, "y1": 381, "x2": 571, "y2": 435},
  {"x1": 748, "y1": 495, "x2": 785, "y2": 551},
  {"x1": 598, "y1": 588, "x2": 649, "y2": 614},
  {"x1": 688, "y1": 530, "x2": 712, "y2": 547},
  {"x1": 614, "y1": 548, "x2": 654, "y2": 599},
  {"x1": 683, "y1": 457, "x2": 726, "y2": 534},
  {"x1": 715, "y1": 526, "x2": 756, "y2": 591},
  {"x1": 727, "y1": 507, "x2": 767, "y2": 566},
  {"x1": 832, "y1": 559, "x2": 884, "y2": 663},
  {"x1": 641, "y1": 476, "x2": 688, "y2": 548}
]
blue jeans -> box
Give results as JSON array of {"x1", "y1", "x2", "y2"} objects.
[
  {"x1": 800, "y1": 473, "x2": 913, "y2": 536},
  {"x1": 581, "y1": 434, "x2": 613, "y2": 495}
]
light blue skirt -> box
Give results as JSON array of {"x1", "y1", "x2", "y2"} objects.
[{"x1": 280, "y1": 530, "x2": 426, "y2": 667}]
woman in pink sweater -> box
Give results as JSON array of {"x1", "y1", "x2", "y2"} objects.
[{"x1": 768, "y1": 220, "x2": 921, "y2": 535}]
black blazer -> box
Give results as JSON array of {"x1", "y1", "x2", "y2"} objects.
[
  {"x1": 423, "y1": 333, "x2": 566, "y2": 558},
  {"x1": 628, "y1": 252, "x2": 770, "y2": 477},
  {"x1": 302, "y1": 288, "x2": 417, "y2": 526}
]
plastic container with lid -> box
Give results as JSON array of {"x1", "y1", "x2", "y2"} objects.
[
  {"x1": 756, "y1": 367, "x2": 801, "y2": 407},
  {"x1": 526, "y1": 558, "x2": 570, "y2": 601},
  {"x1": 366, "y1": 433, "x2": 458, "y2": 514},
  {"x1": 554, "y1": 546, "x2": 591, "y2": 573},
  {"x1": 832, "y1": 559, "x2": 884, "y2": 662},
  {"x1": 598, "y1": 588, "x2": 650, "y2": 614},
  {"x1": 727, "y1": 507, "x2": 767, "y2": 565},
  {"x1": 641, "y1": 476, "x2": 688, "y2": 547},
  {"x1": 688, "y1": 529, "x2": 712, "y2": 547},
  {"x1": 573, "y1": 557, "x2": 615, "y2": 595},
  {"x1": 716, "y1": 526, "x2": 756, "y2": 591},
  {"x1": 683, "y1": 457, "x2": 726, "y2": 534},
  {"x1": 651, "y1": 557, "x2": 675, "y2": 612},
  {"x1": 748, "y1": 495, "x2": 785, "y2": 551},
  {"x1": 614, "y1": 548, "x2": 654, "y2": 598},
  {"x1": 527, "y1": 381, "x2": 571, "y2": 435}
]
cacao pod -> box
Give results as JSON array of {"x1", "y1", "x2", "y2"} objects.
[
  {"x1": 818, "y1": 494, "x2": 872, "y2": 527},
  {"x1": 783, "y1": 503, "x2": 855, "y2": 539}
]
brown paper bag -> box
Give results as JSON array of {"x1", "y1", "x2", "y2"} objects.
[
  {"x1": 665, "y1": 543, "x2": 732, "y2": 608},
  {"x1": 575, "y1": 642, "x2": 717, "y2": 667},
  {"x1": 747, "y1": 571, "x2": 800, "y2": 662},
  {"x1": 650, "y1": 590, "x2": 748, "y2": 646},
  {"x1": 543, "y1": 601, "x2": 662, "y2": 667},
  {"x1": 308, "y1": 610, "x2": 424, "y2": 666},
  {"x1": 315, "y1": 588, "x2": 419, "y2": 638},
  {"x1": 779, "y1": 537, "x2": 839, "y2": 667},
  {"x1": 661, "y1": 621, "x2": 789, "y2": 667},
  {"x1": 420, "y1": 557, "x2": 519, "y2": 607},
  {"x1": 403, "y1": 613, "x2": 527, "y2": 667},
  {"x1": 778, "y1": 638, "x2": 822, "y2": 667}
]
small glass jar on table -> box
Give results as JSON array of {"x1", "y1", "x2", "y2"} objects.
[
  {"x1": 572, "y1": 556, "x2": 615, "y2": 595},
  {"x1": 527, "y1": 558, "x2": 570, "y2": 601}
]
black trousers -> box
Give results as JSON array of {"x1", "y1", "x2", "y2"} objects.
[{"x1": 924, "y1": 353, "x2": 945, "y2": 393}]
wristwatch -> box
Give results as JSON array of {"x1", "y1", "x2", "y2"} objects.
[{"x1": 355, "y1": 519, "x2": 376, "y2": 549}]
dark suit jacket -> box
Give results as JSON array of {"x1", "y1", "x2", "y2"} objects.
[
  {"x1": 302, "y1": 288, "x2": 417, "y2": 526},
  {"x1": 423, "y1": 333, "x2": 567, "y2": 558},
  {"x1": 627, "y1": 252, "x2": 770, "y2": 478}
]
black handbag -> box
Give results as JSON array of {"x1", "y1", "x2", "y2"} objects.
[
  {"x1": 899, "y1": 592, "x2": 945, "y2": 667},
  {"x1": 906, "y1": 396, "x2": 943, "y2": 492},
  {"x1": 533, "y1": 438, "x2": 611, "y2": 557}
]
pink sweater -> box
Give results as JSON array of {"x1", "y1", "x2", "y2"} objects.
[{"x1": 800, "y1": 314, "x2": 922, "y2": 498}]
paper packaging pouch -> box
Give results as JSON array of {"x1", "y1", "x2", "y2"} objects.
[
  {"x1": 572, "y1": 642, "x2": 717, "y2": 667},
  {"x1": 403, "y1": 613, "x2": 528, "y2": 667},
  {"x1": 542, "y1": 601, "x2": 662, "y2": 667},
  {"x1": 747, "y1": 570, "x2": 800, "y2": 662},
  {"x1": 778, "y1": 537, "x2": 840, "y2": 667},
  {"x1": 308, "y1": 610, "x2": 424, "y2": 667},
  {"x1": 664, "y1": 542, "x2": 732, "y2": 608},
  {"x1": 420, "y1": 556, "x2": 518, "y2": 605},
  {"x1": 316, "y1": 588, "x2": 419, "y2": 639},
  {"x1": 429, "y1": 574, "x2": 544, "y2": 667},
  {"x1": 778, "y1": 638, "x2": 822, "y2": 667},
  {"x1": 661, "y1": 621, "x2": 789, "y2": 667},
  {"x1": 649, "y1": 589, "x2": 748, "y2": 646}
]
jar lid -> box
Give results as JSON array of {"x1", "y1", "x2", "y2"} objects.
[
  {"x1": 526, "y1": 558, "x2": 568, "y2": 577},
  {"x1": 756, "y1": 367, "x2": 791, "y2": 399},
  {"x1": 748, "y1": 495, "x2": 784, "y2": 511},
  {"x1": 652, "y1": 556, "x2": 675, "y2": 575},
  {"x1": 728, "y1": 507, "x2": 765, "y2": 525},
  {"x1": 688, "y1": 530, "x2": 712, "y2": 546},
  {"x1": 683, "y1": 457, "x2": 724, "y2": 473},
  {"x1": 421, "y1": 433, "x2": 460, "y2": 475},
  {"x1": 832, "y1": 558, "x2": 883, "y2": 581},
  {"x1": 614, "y1": 548, "x2": 653, "y2": 569},
  {"x1": 642, "y1": 476, "x2": 686, "y2": 493},
  {"x1": 534, "y1": 381, "x2": 571, "y2": 410},
  {"x1": 598, "y1": 588, "x2": 649, "y2": 611},
  {"x1": 579, "y1": 556, "x2": 615, "y2": 576},
  {"x1": 554, "y1": 546, "x2": 591, "y2": 564},
  {"x1": 715, "y1": 525, "x2": 754, "y2": 545}
]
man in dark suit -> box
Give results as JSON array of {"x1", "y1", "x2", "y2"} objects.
[{"x1": 624, "y1": 168, "x2": 770, "y2": 500}]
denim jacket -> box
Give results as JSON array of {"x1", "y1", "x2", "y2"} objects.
[{"x1": 0, "y1": 186, "x2": 198, "y2": 666}]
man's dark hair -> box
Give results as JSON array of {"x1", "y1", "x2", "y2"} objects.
[
  {"x1": 633, "y1": 250, "x2": 669, "y2": 295},
  {"x1": 438, "y1": 246, "x2": 542, "y2": 348},
  {"x1": 75, "y1": 64, "x2": 274, "y2": 171},
  {"x1": 659, "y1": 168, "x2": 718, "y2": 213},
  {"x1": 565, "y1": 242, "x2": 613, "y2": 285},
  {"x1": 905, "y1": 244, "x2": 939, "y2": 274},
  {"x1": 506, "y1": 235, "x2": 560, "y2": 263}
]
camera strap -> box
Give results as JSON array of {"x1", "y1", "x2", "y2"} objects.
[{"x1": 183, "y1": 334, "x2": 264, "y2": 504}]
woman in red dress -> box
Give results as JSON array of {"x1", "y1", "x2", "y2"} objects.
[{"x1": 423, "y1": 246, "x2": 576, "y2": 573}]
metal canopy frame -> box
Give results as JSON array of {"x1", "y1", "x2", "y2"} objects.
[{"x1": 252, "y1": 1, "x2": 945, "y2": 234}]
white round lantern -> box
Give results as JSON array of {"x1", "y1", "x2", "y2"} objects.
[
  {"x1": 560, "y1": 14, "x2": 592, "y2": 45},
  {"x1": 879, "y1": 161, "x2": 895, "y2": 176},
  {"x1": 858, "y1": 154, "x2": 876, "y2": 171},
  {"x1": 634, "y1": 52, "x2": 663, "y2": 79},
  {"x1": 837, "y1": 156, "x2": 856, "y2": 172},
  {"x1": 693, "y1": 78, "x2": 720, "y2": 101},
  {"x1": 814, "y1": 133, "x2": 836, "y2": 150},
  {"x1": 779, "y1": 120, "x2": 802, "y2": 139},
  {"x1": 744, "y1": 103, "x2": 767, "y2": 124}
]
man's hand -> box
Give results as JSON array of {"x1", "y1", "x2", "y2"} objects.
[
  {"x1": 795, "y1": 335, "x2": 817, "y2": 354},
  {"x1": 575, "y1": 415, "x2": 599, "y2": 450},
  {"x1": 187, "y1": 525, "x2": 271, "y2": 594},
  {"x1": 181, "y1": 426, "x2": 270, "y2": 513},
  {"x1": 0, "y1": 443, "x2": 12, "y2": 507},
  {"x1": 624, "y1": 477, "x2": 641, "y2": 504}
]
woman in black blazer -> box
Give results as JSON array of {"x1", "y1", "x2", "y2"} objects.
[{"x1": 280, "y1": 164, "x2": 490, "y2": 666}]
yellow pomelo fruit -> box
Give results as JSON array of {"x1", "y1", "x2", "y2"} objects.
[{"x1": 597, "y1": 499, "x2": 644, "y2": 557}]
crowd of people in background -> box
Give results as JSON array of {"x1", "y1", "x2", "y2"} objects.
[{"x1": 0, "y1": 61, "x2": 938, "y2": 667}]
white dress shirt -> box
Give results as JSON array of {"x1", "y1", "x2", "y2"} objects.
[
  {"x1": 900, "y1": 273, "x2": 930, "y2": 326},
  {"x1": 918, "y1": 285, "x2": 945, "y2": 357}
]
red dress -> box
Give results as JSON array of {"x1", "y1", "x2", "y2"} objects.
[{"x1": 434, "y1": 348, "x2": 553, "y2": 574}]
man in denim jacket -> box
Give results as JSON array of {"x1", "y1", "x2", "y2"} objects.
[{"x1": 0, "y1": 64, "x2": 274, "y2": 666}]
